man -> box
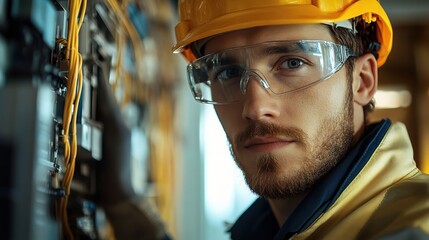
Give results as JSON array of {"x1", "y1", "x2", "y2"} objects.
[{"x1": 173, "y1": 0, "x2": 429, "y2": 239}]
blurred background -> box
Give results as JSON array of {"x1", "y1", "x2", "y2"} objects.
[{"x1": 0, "y1": 0, "x2": 427, "y2": 240}]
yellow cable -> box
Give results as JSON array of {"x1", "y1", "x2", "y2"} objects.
[
  {"x1": 59, "y1": 0, "x2": 87, "y2": 239},
  {"x1": 112, "y1": 30, "x2": 124, "y2": 94},
  {"x1": 104, "y1": 0, "x2": 178, "y2": 236},
  {"x1": 105, "y1": 0, "x2": 144, "y2": 80}
]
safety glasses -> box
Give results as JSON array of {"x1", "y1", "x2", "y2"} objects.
[{"x1": 187, "y1": 40, "x2": 355, "y2": 104}]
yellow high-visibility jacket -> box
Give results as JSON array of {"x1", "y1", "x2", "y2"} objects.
[
  {"x1": 297, "y1": 121, "x2": 429, "y2": 239},
  {"x1": 230, "y1": 120, "x2": 429, "y2": 240}
]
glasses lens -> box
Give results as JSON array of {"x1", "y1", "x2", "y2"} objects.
[{"x1": 188, "y1": 40, "x2": 354, "y2": 104}]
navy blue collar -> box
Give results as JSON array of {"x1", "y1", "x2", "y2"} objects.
[{"x1": 230, "y1": 119, "x2": 391, "y2": 240}]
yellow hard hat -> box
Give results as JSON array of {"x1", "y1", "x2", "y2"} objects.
[{"x1": 173, "y1": 0, "x2": 393, "y2": 67}]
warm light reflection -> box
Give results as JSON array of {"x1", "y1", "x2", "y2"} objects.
[
  {"x1": 423, "y1": 160, "x2": 429, "y2": 174},
  {"x1": 374, "y1": 89, "x2": 412, "y2": 109}
]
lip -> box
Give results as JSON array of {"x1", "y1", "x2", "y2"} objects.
[{"x1": 244, "y1": 136, "x2": 294, "y2": 152}]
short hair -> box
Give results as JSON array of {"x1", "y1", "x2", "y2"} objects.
[{"x1": 328, "y1": 19, "x2": 378, "y2": 114}]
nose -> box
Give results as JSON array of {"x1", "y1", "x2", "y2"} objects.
[
  {"x1": 241, "y1": 74, "x2": 281, "y2": 121},
  {"x1": 240, "y1": 71, "x2": 270, "y2": 94}
]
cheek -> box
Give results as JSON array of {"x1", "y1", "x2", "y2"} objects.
[
  {"x1": 290, "y1": 76, "x2": 348, "y2": 132},
  {"x1": 317, "y1": 87, "x2": 347, "y2": 113},
  {"x1": 214, "y1": 105, "x2": 243, "y2": 136},
  {"x1": 315, "y1": 74, "x2": 348, "y2": 110}
]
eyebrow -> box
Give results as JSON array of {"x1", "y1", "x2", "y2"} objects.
[
  {"x1": 262, "y1": 44, "x2": 300, "y2": 56},
  {"x1": 208, "y1": 54, "x2": 242, "y2": 67}
]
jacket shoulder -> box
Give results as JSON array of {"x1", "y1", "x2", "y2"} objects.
[{"x1": 358, "y1": 172, "x2": 429, "y2": 239}]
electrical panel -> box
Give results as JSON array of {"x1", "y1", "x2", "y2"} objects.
[{"x1": 0, "y1": 0, "x2": 179, "y2": 239}]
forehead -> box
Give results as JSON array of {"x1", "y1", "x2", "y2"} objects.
[{"x1": 204, "y1": 24, "x2": 334, "y2": 54}]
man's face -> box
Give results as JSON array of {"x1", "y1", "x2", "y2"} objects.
[{"x1": 204, "y1": 24, "x2": 356, "y2": 199}]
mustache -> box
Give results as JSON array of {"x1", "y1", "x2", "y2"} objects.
[{"x1": 235, "y1": 121, "x2": 307, "y2": 146}]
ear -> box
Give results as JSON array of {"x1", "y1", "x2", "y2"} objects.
[{"x1": 352, "y1": 53, "x2": 378, "y2": 106}]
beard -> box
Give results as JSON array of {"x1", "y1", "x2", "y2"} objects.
[{"x1": 228, "y1": 84, "x2": 354, "y2": 199}]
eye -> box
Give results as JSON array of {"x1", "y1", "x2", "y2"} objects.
[
  {"x1": 215, "y1": 66, "x2": 244, "y2": 81},
  {"x1": 279, "y1": 58, "x2": 304, "y2": 69}
]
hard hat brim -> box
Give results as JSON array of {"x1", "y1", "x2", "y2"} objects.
[{"x1": 174, "y1": 0, "x2": 392, "y2": 67}]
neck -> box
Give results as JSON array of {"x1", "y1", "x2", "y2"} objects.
[{"x1": 267, "y1": 191, "x2": 309, "y2": 226}]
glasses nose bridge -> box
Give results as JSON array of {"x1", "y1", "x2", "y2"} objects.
[{"x1": 240, "y1": 69, "x2": 270, "y2": 94}]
